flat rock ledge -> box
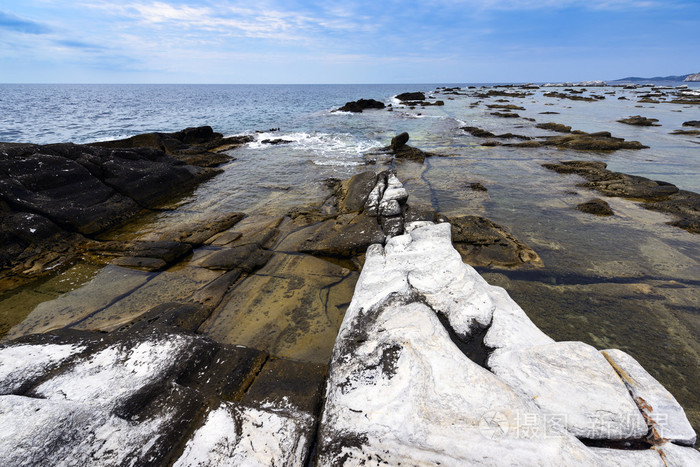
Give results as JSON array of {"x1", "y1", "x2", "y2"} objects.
[
  {"x1": 1, "y1": 174, "x2": 697, "y2": 466},
  {"x1": 316, "y1": 221, "x2": 698, "y2": 464},
  {"x1": 0, "y1": 126, "x2": 246, "y2": 289}
]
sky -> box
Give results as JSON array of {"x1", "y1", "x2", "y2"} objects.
[{"x1": 0, "y1": 0, "x2": 697, "y2": 83}]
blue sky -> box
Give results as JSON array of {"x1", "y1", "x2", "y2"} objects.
[{"x1": 0, "y1": 0, "x2": 697, "y2": 83}]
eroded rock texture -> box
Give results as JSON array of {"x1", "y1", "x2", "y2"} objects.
[{"x1": 317, "y1": 222, "x2": 698, "y2": 465}]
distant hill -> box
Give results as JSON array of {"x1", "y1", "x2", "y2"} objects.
[{"x1": 612, "y1": 73, "x2": 700, "y2": 83}]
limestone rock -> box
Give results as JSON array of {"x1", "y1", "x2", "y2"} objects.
[
  {"x1": 488, "y1": 342, "x2": 649, "y2": 440},
  {"x1": 317, "y1": 287, "x2": 598, "y2": 464},
  {"x1": 173, "y1": 402, "x2": 315, "y2": 467},
  {"x1": 602, "y1": 349, "x2": 697, "y2": 446}
]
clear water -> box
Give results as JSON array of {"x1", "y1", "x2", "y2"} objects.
[{"x1": 1, "y1": 82, "x2": 699, "y2": 437}]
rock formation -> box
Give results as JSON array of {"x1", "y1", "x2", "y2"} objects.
[
  {"x1": 316, "y1": 221, "x2": 698, "y2": 465},
  {"x1": 1, "y1": 171, "x2": 697, "y2": 465},
  {"x1": 544, "y1": 161, "x2": 700, "y2": 233},
  {"x1": 335, "y1": 99, "x2": 386, "y2": 113},
  {"x1": 0, "y1": 128, "x2": 237, "y2": 291}
]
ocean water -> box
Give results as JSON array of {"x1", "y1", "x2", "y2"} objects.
[{"x1": 1, "y1": 82, "x2": 699, "y2": 434}]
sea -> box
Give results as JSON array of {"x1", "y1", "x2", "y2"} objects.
[{"x1": 1, "y1": 82, "x2": 699, "y2": 432}]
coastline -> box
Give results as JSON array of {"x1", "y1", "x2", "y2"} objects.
[{"x1": 1, "y1": 82, "x2": 699, "y2": 463}]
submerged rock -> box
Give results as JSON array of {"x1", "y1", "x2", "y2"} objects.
[
  {"x1": 617, "y1": 115, "x2": 661, "y2": 126},
  {"x1": 577, "y1": 198, "x2": 614, "y2": 216},
  {"x1": 544, "y1": 161, "x2": 700, "y2": 233},
  {"x1": 447, "y1": 215, "x2": 543, "y2": 268}
]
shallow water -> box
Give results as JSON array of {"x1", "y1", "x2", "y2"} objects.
[{"x1": 1, "y1": 82, "x2": 698, "y2": 436}]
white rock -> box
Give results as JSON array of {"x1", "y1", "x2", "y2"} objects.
[
  {"x1": 174, "y1": 402, "x2": 314, "y2": 467},
  {"x1": 379, "y1": 199, "x2": 401, "y2": 217},
  {"x1": 0, "y1": 343, "x2": 85, "y2": 393},
  {"x1": 602, "y1": 349, "x2": 697, "y2": 446},
  {"x1": 319, "y1": 300, "x2": 600, "y2": 465},
  {"x1": 484, "y1": 286, "x2": 554, "y2": 353},
  {"x1": 35, "y1": 334, "x2": 191, "y2": 409},
  {"x1": 590, "y1": 447, "x2": 664, "y2": 466},
  {"x1": 489, "y1": 342, "x2": 648, "y2": 440},
  {"x1": 363, "y1": 177, "x2": 385, "y2": 213},
  {"x1": 657, "y1": 441, "x2": 700, "y2": 466},
  {"x1": 0, "y1": 394, "x2": 172, "y2": 466}
]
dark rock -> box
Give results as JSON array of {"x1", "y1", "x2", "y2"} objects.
[
  {"x1": 300, "y1": 214, "x2": 385, "y2": 258},
  {"x1": 447, "y1": 215, "x2": 543, "y2": 268},
  {"x1": 487, "y1": 104, "x2": 525, "y2": 111},
  {"x1": 391, "y1": 132, "x2": 410, "y2": 149},
  {"x1": 379, "y1": 215, "x2": 404, "y2": 237},
  {"x1": 91, "y1": 126, "x2": 252, "y2": 167},
  {"x1": 242, "y1": 358, "x2": 327, "y2": 414},
  {"x1": 199, "y1": 244, "x2": 273, "y2": 273},
  {"x1": 386, "y1": 133, "x2": 432, "y2": 162},
  {"x1": 396, "y1": 92, "x2": 426, "y2": 102},
  {"x1": 336, "y1": 99, "x2": 386, "y2": 113},
  {"x1": 469, "y1": 183, "x2": 488, "y2": 192},
  {"x1": 334, "y1": 172, "x2": 379, "y2": 214},
  {"x1": 536, "y1": 122, "x2": 572, "y2": 133},
  {"x1": 577, "y1": 198, "x2": 614, "y2": 216},
  {"x1": 543, "y1": 91, "x2": 600, "y2": 102},
  {"x1": 617, "y1": 115, "x2": 660, "y2": 126},
  {"x1": 491, "y1": 112, "x2": 520, "y2": 118},
  {"x1": 682, "y1": 121, "x2": 700, "y2": 127},
  {"x1": 462, "y1": 127, "x2": 495, "y2": 138},
  {"x1": 670, "y1": 129, "x2": 700, "y2": 136},
  {"x1": 515, "y1": 131, "x2": 648, "y2": 151},
  {"x1": 544, "y1": 161, "x2": 699, "y2": 233},
  {"x1": 261, "y1": 138, "x2": 293, "y2": 145}
]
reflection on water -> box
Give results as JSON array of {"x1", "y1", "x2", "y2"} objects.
[{"x1": 1, "y1": 84, "x2": 698, "y2": 436}]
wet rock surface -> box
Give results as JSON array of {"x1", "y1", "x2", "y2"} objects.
[
  {"x1": 617, "y1": 115, "x2": 661, "y2": 126},
  {"x1": 577, "y1": 198, "x2": 615, "y2": 216},
  {"x1": 544, "y1": 161, "x2": 700, "y2": 233},
  {"x1": 463, "y1": 126, "x2": 648, "y2": 150},
  {"x1": 447, "y1": 215, "x2": 543, "y2": 268},
  {"x1": 335, "y1": 98, "x2": 386, "y2": 113},
  {"x1": 0, "y1": 128, "x2": 240, "y2": 290},
  {"x1": 1, "y1": 166, "x2": 697, "y2": 464}
]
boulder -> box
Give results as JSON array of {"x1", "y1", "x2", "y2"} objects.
[
  {"x1": 336, "y1": 99, "x2": 386, "y2": 113},
  {"x1": 577, "y1": 198, "x2": 614, "y2": 216},
  {"x1": 395, "y1": 91, "x2": 426, "y2": 101}
]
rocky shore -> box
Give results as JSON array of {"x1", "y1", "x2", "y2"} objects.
[{"x1": 2, "y1": 82, "x2": 700, "y2": 467}]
